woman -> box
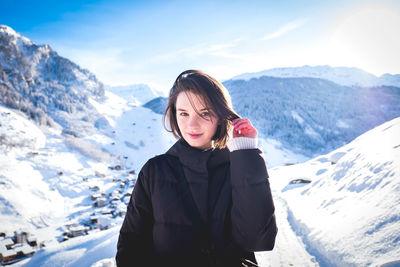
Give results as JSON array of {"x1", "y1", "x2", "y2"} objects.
[{"x1": 116, "y1": 70, "x2": 277, "y2": 267}]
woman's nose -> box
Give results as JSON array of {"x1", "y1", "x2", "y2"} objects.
[{"x1": 188, "y1": 115, "x2": 200, "y2": 127}]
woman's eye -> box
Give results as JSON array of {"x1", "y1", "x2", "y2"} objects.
[
  {"x1": 201, "y1": 112, "x2": 210, "y2": 117},
  {"x1": 179, "y1": 112, "x2": 188, "y2": 116}
]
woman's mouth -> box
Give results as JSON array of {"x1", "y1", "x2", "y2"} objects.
[{"x1": 188, "y1": 133, "x2": 202, "y2": 139}]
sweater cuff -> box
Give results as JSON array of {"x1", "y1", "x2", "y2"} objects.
[{"x1": 227, "y1": 137, "x2": 258, "y2": 152}]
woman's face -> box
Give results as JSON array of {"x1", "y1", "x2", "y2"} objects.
[{"x1": 175, "y1": 91, "x2": 219, "y2": 150}]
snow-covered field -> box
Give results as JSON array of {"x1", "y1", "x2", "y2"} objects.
[
  {"x1": 268, "y1": 117, "x2": 400, "y2": 266},
  {"x1": 1, "y1": 89, "x2": 399, "y2": 266}
]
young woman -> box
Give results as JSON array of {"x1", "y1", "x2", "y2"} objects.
[{"x1": 116, "y1": 70, "x2": 277, "y2": 267}]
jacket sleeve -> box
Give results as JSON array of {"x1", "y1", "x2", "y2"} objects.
[
  {"x1": 116, "y1": 164, "x2": 154, "y2": 266},
  {"x1": 230, "y1": 148, "x2": 278, "y2": 252}
]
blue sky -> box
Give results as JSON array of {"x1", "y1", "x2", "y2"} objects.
[{"x1": 1, "y1": 0, "x2": 400, "y2": 92}]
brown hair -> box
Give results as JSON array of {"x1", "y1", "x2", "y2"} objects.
[{"x1": 163, "y1": 69, "x2": 240, "y2": 149}]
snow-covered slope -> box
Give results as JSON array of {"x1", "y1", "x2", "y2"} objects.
[
  {"x1": 0, "y1": 25, "x2": 105, "y2": 135},
  {"x1": 106, "y1": 84, "x2": 163, "y2": 106},
  {"x1": 143, "y1": 96, "x2": 168, "y2": 115},
  {"x1": 0, "y1": 90, "x2": 176, "y2": 265},
  {"x1": 269, "y1": 117, "x2": 400, "y2": 266},
  {"x1": 21, "y1": 226, "x2": 120, "y2": 267},
  {"x1": 231, "y1": 65, "x2": 400, "y2": 88}
]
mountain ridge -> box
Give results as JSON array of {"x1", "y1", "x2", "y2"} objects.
[
  {"x1": 223, "y1": 76, "x2": 400, "y2": 157},
  {"x1": 0, "y1": 25, "x2": 105, "y2": 135},
  {"x1": 231, "y1": 65, "x2": 400, "y2": 87}
]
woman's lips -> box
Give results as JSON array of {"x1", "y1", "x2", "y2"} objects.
[{"x1": 188, "y1": 133, "x2": 202, "y2": 139}]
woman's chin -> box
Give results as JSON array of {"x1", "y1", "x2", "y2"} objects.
[{"x1": 186, "y1": 139, "x2": 211, "y2": 150}]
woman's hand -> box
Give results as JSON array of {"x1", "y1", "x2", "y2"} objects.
[{"x1": 232, "y1": 118, "x2": 258, "y2": 138}]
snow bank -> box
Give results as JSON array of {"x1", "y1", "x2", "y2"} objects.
[
  {"x1": 22, "y1": 227, "x2": 118, "y2": 267},
  {"x1": 270, "y1": 117, "x2": 400, "y2": 266}
]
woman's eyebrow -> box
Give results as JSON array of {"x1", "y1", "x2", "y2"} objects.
[{"x1": 177, "y1": 108, "x2": 209, "y2": 111}]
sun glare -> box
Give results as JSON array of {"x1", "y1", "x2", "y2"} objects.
[{"x1": 328, "y1": 2, "x2": 400, "y2": 76}]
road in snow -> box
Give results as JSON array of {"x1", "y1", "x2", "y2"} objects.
[{"x1": 256, "y1": 195, "x2": 318, "y2": 267}]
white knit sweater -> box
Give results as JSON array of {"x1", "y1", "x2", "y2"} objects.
[{"x1": 226, "y1": 137, "x2": 258, "y2": 152}]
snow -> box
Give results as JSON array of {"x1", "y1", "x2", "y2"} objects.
[
  {"x1": 255, "y1": 195, "x2": 318, "y2": 267},
  {"x1": 106, "y1": 84, "x2": 161, "y2": 106},
  {"x1": 336, "y1": 119, "x2": 350, "y2": 129},
  {"x1": 268, "y1": 117, "x2": 400, "y2": 266},
  {"x1": 231, "y1": 65, "x2": 400, "y2": 88},
  {"x1": 17, "y1": 227, "x2": 118, "y2": 267},
  {"x1": 0, "y1": 106, "x2": 46, "y2": 149},
  {"x1": 304, "y1": 125, "x2": 321, "y2": 139},
  {"x1": 258, "y1": 138, "x2": 308, "y2": 167},
  {"x1": 291, "y1": 110, "x2": 304, "y2": 124},
  {"x1": 0, "y1": 25, "x2": 32, "y2": 47}
]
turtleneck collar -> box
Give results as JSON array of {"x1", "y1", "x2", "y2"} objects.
[{"x1": 166, "y1": 139, "x2": 229, "y2": 173}]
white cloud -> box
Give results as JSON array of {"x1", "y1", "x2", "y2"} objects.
[
  {"x1": 261, "y1": 19, "x2": 308, "y2": 41},
  {"x1": 141, "y1": 38, "x2": 247, "y2": 65}
]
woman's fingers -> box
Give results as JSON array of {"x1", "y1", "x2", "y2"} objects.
[
  {"x1": 233, "y1": 120, "x2": 251, "y2": 129},
  {"x1": 232, "y1": 118, "x2": 258, "y2": 138}
]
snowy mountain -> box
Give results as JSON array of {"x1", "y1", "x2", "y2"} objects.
[
  {"x1": 269, "y1": 117, "x2": 400, "y2": 266},
  {"x1": 231, "y1": 65, "x2": 400, "y2": 88},
  {"x1": 106, "y1": 84, "x2": 163, "y2": 106},
  {"x1": 141, "y1": 72, "x2": 400, "y2": 158},
  {"x1": 223, "y1": 76, "x2": 400, "y2": 157},
  {"x1": 143, "y1": 96, "x2": 168, "y2": 115},
  {"x1": 0, "y1": 25, "x2": 106, "y2": 135}
]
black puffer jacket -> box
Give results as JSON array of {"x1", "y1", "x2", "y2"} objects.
[{"x1": 116, "y1": 139, "x2": 277, "y2": 266}]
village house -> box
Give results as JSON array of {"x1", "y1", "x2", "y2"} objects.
[
  {"x1": 89, "y1": 185, "x2": 100, "y2": 191},
  {"x1": 95, "y1": 171, "x2": 106, "y2": 178},
  {"x1": 90, "y1": 215, "x2": 99, "y2": 225},
  {"x1": 14, "y1": 231, "x2": 28, "y2": 244},
  {"x1": 110, "y1": 198, "x2": 121, "y2": 206},
  {"x1": 66, "y1": 224, "x2": 88, "y2": 238},
  {"x1": 91, "y1": 193, "x2": 103, "y2": 201},
  {"x1": 0, "y1": 246, "x2": 16, "y2": 263},
  {"x1": 110, "y1": 190, "x2": 122, "y2": 200},
  {"x1": 112, "y1": 177, "x2": 122, "y2": 182},
  {"x1": 27, "y1": 235, "x2": 37, "y2": 247},
  {"x1": 101, "y1": 208, "x2": 113, "y2": 216},
  {"x1": 0, "y1": 238, "x2": 16, "y2": 263},
  {"x1": 0, "y1": 235, "x2": 36, "y2": 264},
  {"x1": 90, "y1": 215, "x2": 112, "y2": 230},
  {"x1": 93, "y1": 197, "x2": 107, "y2": 207},
  {"x1": 0, "y1": 238, "x2": 13, "y2": 250},
  {"x1": 112, "y1": 202, "x2": 127, "y2": 217},
  {"x1": 14, "y1": 243, "x2": 35, "y2": 258}
]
